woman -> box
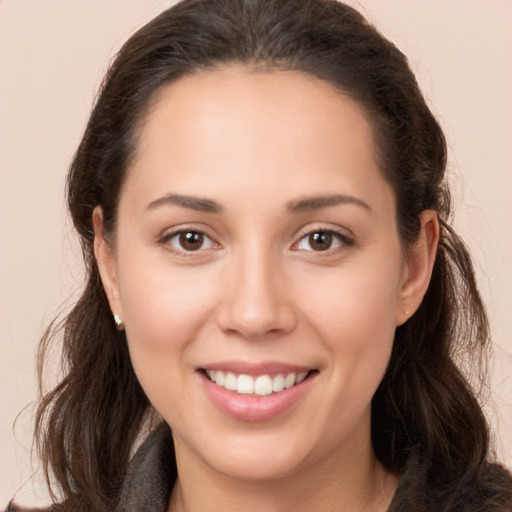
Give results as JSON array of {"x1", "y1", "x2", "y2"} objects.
[{"x1": 6, "y1": 0, "x2": 512, "y2": 511}]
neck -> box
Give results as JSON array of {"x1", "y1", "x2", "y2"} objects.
[{"x1": 168, "y1": 432, "x2": 397, "y2": 512}]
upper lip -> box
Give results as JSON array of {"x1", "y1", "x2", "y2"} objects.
[{"x1": 199, "y1": 360, "x2": 315, "y2": 377}]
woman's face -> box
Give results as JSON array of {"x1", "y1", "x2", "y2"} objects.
[{"x1": 95, "y1": 66, "x2": 429, "y2": 481}]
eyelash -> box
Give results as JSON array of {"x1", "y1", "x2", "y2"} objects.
[
  {"x1": 159, "y1": 226, "x2": 354, "y2": 256},
  {"x1": 292, "y1": 227, "x2": 355, "y2": 254},
  {"x1": 160, "y1": 227, "x2": 219, "y2": 256}
]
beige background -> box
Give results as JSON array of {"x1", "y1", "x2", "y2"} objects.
[{"x1": 1, "y1": 0, "x2": 511, "y2": 506}]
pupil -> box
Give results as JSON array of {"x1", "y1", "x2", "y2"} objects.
[
  {"x1": 310, "y1": 232, "x2": 332, "y2": 251},
  {"x1": 180, "y1": 232, "x2": 203, "y2": 250}
]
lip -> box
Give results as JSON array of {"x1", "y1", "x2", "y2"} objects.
[
  {"x1": 198, "y1": 361, "x2": 318, "y2": 422},
  {"x1": 201, "y1": 360, "x2": 312, "y2": 377}
]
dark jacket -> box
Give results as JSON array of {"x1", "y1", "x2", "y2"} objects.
[{"x1": 7, "y1": 425, "x2": 512, "y2": 511}]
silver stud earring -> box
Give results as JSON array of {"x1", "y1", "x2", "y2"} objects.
[{"x1": 113, "y1": 313, "x2": 125, "y2": 331}]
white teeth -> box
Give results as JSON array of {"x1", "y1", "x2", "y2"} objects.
[
  {"x1": 224, "y1": 372, "x2": 237, "y2": 391},
  {"x1": 254, "y1": 375, "x2": 273, "y2": 396},
  {"x1": 205, "y1": 370, "x2": 310, "y2": 396},
  {"x1": 272, "y1": 374, "x2": 285, "y2": 392},
  {"x1": 284, "y1": 373, "x2": 296, "y2": 388},
  {"x1": 215, "y1": 370, "x2": 225, "y2": 386},
  {"x1": 296, "y1": 371, "x2": 308, "y2": 384},
  {"x1": 237, "y1": 374, "x2": 254, "y2": 394}
]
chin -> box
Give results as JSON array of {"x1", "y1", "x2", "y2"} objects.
[
  {"x1": 178, "y1": 428, "x2": 315, "y2": 482},
  {"x1": 208, "y1": 450, "x2": 307, "y2": 482}
]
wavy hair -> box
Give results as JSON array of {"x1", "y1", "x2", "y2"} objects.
[{"x1": 34, "y1": 0, "x2": 495, "y2": 510}]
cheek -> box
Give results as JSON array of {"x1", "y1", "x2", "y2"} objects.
[
  {"x1": 292, "y1": 257, "x2": 402, "y2": 439},
  {"x1": 305, "y1": 252, "x2": 401, "y2": 330},
  {"x1": 115, "y1": 256, "x2": 223, "y2": 421},
  {"x1": 298, "y1": 251, "x2": 402, "y2": 378},
  {"x1": 115, "y1": 252, "x2": 220, "y2": 369}
]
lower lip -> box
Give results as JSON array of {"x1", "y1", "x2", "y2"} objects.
[{"x1": 200, "y1": 372, "x2": 316, "y2": 422}]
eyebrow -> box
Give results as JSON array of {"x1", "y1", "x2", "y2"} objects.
[
  {"x1": 287, "y1": 194, "x2": 372, "y2": 213},
  {"x1": 145, "y1": 192, "x2": 371, "y2": 215},
  {"x1": 145, "y1": 194, "x2": 223, "y2": 213}
]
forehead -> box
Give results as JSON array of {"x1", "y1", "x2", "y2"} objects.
[
  {"x1": 135, "y1": 66, "x2": 377, "y2": 158},
  {"x1": 123, "y1": 65, "x2": 391, "y2": 212}
]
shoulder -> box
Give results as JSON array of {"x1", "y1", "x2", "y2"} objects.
[
  {"x1": 390, "y1": 451, "x2": 512, "y2": 512},
  {"x1": 463, "y1": 462, "x2": 512, "y2": 511},
  {"x1": 5, "y1": 424, "x2": 176, "y2": 512}
]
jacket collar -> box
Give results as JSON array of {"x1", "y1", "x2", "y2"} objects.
[
  {"x1": 116, "y1": 424, "x2": 512, "y2": 512},
  {"x1": 117, "y1": 424, "x2": 176, "y2": 512}
]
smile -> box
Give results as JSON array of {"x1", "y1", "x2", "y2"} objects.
[
  {"x1": 204, "y1": 370, "x2": 310, "y2": 396},
  {"x1": 199, "y1": 362, "x2": 318, "y2": 421}
]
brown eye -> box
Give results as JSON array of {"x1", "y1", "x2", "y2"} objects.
[
  {"x1": 179, "y1": 231, "x2": 204, "y2": 251},
  {"x1": 308, "y1": 232, "x2": 333, "y2": 251},
  {"x1": 295, "y1": 230, "x2": 345, "y2": 252},
  {"x1": 167, "y1": 230, "x2": 215, "y2": 252}
]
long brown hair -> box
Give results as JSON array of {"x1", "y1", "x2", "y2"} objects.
[{"x1": 34, "y1": 0, "x2": 497, "y2": 510}]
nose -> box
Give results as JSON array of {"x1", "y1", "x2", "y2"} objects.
[{"x1": 216, "y1": 248, "x2": 298, "y2": 339}]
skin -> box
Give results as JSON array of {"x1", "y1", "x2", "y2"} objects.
[{"x1": 94, "y1": 66, "x2": 439, "y2": 512}]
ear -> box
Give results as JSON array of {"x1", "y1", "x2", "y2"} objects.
[
  {"x1": 396, "y1": 210, "x2": 440, "y2": 326},
  {"x1": 92, "y1": 206, "x2": 123, "y2": 320}
]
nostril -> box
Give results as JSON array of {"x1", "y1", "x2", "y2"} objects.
[{"x1": 216, "y1": 302, "x2": 299, "y2": 340}]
